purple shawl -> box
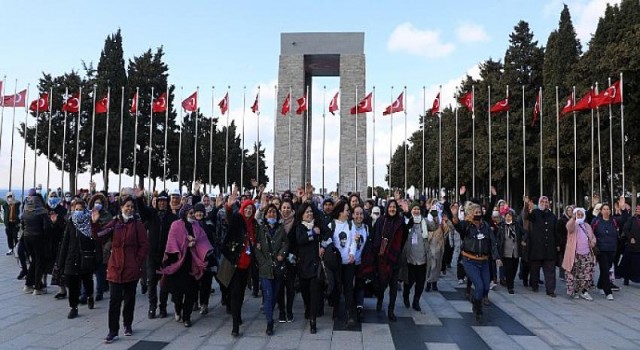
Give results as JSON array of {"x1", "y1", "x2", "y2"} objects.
[{"x1": 161, "y1": 220, "x2": 213, "y2": 280}]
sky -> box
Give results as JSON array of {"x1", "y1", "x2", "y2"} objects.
[{"x1": 0, "y1": 0, "x2": 620, "y2": 195}]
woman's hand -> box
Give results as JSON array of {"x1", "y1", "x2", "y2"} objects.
[
  {"x1": 314, "y1": 227, "x2": 321, "y2": 235},
  {"x1": 91, "y1": 209, "x2": 100, "y2": 223},
  {"x1": 276, "y1": 255, "x2": 284, "y2": 262},
  {"x1": 319, "y1": 247, "x2": 325, "y2": 258}
]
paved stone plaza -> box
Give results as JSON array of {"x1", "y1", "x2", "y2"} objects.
[{"x1": 0, "y1": 229, "x2": 639, "y2": 350}]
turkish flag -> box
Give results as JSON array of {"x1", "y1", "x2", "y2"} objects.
[
  {"x1": 295, "y1": 94, "x2": 307, "y2": 115},
  {"x1": 218, "y1": 92, "x2": 228, "y2": 114},
  {"x1": 250, "y1": 93, "x2": 259, "y2": 114},
  {"x1": 573, "y1": 90, "x2": 595, "y2": 111},
  {"x1": 350, "y1": 92, "x2": 373, "y2": 115},
  {"x1": 458, "y1": 91, "x2": 473, "y2": 112},
  {"x1": 560, "y1": 94, "x2": 574, "y2": 118},
  {"x1": 594, "y1": 80, "x2": 622, "y2": 108},
  {"x1": 431, "y1": 92, "x2": 441, "y2": 114},
  {"x1": 1, "y1": 89, "x2": 27, "y2": 107},
  {"x1": 490, "y1": 97, "x2": 510, "y2": 114},
  {"x1": 328, "y1": 92, "x2": 339, "y2": 115},
  {"x1": 383, "y1": 92, "x2": 404, "y2": 115},
  {"x1": 62, "y1": 93, "x2": 80, "y2": 113},
  {"x1": 96, "y1": 95, "x2": 109, "y2": 114},
  {"x1": 29, "y1": 93, "x2": 49, "y2": 112},
  {"x1": 532, "y1": 90, "x2": 541, "y2": 126},
  {"x1": 152, "y1": 92, "x2": 167, "y2": 113},
  {"x1": 281, "y1": 93, "x2": 290, "y2": 116},
  {"x1": 182, "y1": 91, "x2": 198, "y2": 112},
  {"x1": 130, "y1": 92, "x2": 138, "y2": 114}
]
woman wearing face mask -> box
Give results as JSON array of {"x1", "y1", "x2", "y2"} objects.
[
  {"x1": 296, "y1": 202, "x2": 323, "y2": 334},
  {"x1": 92, "y1": 197, "x2": 148, "y2": 344},
  {"x1": 369, "y1": 199, "x2": 408, "y2": 322},
  {"x1": 621, "y1": 204, "x2": 640, "y2": 286},
  {"x1": 57, "y1": 199, "x2": 100, "y2": 318},
  {"x1": 591, "y1": 203, "x2": 621, "y2": 299},
  {"x1": 87, "y1": 193, "x2": 112, "y2": 302},
  {"x1": 496, "y1": 209, "x2": 524, "y2": 294},
  {"x1": 451, "y1": 201, "x2": 501, "y2": 323},
  {"x1": 47, "y1": 191, "x2": 69, "y2": 299},
  {"x1": 276, "y1": 199, "x2": 296, "y2": 323},
  {"x1": 425, "y1": 201, "x2": 453, "y2": 292},
  {"x1": 400, "y1": 203, "x2": 431, "y2": 311},
  {"x1": 562, "y1": 208, "x2": 597, "y2": 300},
  {"x1": 161, "y1": 204, "x2": 214, "y2": 327},
  {"x1": 193, "y1": 203, "x2": 216, "y2": 315},
  {"x1": 255, "y1": 204, "x2": 288, "y2": 335}
]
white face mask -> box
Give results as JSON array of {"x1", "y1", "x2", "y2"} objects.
[
  {"x1": 505, "y1": 219, "x2": 513, "y2": 225},
  {"x1": 576, "y1": 217, "x2": 585, "y2": 225},
  {"x1": 121, "y1": 213, "x2": 133, "y2": 222},
  {"x1": 413, "y1": 215, "x2": 421, "y2": 224},
  {"x1": 187, "y1": 217, "x2": 196, "y2": 223}
]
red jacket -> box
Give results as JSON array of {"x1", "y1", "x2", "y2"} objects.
[{"x1": 93, "y1": 217, "x2": 148, "y2": 283}]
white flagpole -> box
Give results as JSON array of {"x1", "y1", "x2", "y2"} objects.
[
  {"x1": 522, "y1": 85, "x2": 526, "y2": 197},
  {"x1": 8, "y1": 79, "x2": 18, "y2": 192},
  {"x1": 61, "y1": 87, "x2": 68, "y2": 192},
  {"x1": 389, "y1": 86, "x2": 393, "y2": 191},
  {"x1": 178, "y1": 86, "x2": 184, "y2": 191},
  {"x1": 21, "y1": 86, "x2": 30, "y2": 202},
  {"x1": 506, "y1": 85, "x2": 510, "y2": 203},
  {"x1": 148, "y1": 86, "x2": 155, "y2": 192},
  {"x1": 118, "y1": 86, "x2": 124, "y2": 191},
  {"x1": 0, "y1": 75, "x2": 6, "y2": 159},
  {"x1": 90, "y1": 85, "x2": 97, "y2": 188},
  {"x1": 47, "y1": 86, "x2": 53, "y2": 192},
  {"x1": 539, "y1": 87, "x2": 543, "y2": 196},
  {"x1": 422, "y1": 86, "x2": 426, "y2": 194},
  {"x1": 241, "y1": 86, "x2": 246, "y2": 191},
  {"x1": 608, "y1": 77, "x2": 614, "y2": 203},
  {"x1": 455, "y1": 106, "x2": 459, "y2": 203},
  {"x1": 322, "y1": 86, "x2": 326, "y2": 195},
  {"x1": 33, "y1": 88, "x2": 40, "y2": 188},
  {"x1": 590, "y1": 86, "x2": 595, "y2": 197},
  {"x1": 224, "y1": 86, "x2": 230, "y2": 192},
  {"x1": 193, "y1": 86, "x2": 200, "y2": 189},
  {"x1": 596, "y1": 82, "x2": 602, "y2": 198},
  {"x1": 273, "y1": 85, "x2": 278, "y2": 193},
  {"x1": 132, "y1": 87, "x2": 139, "y2": 188},
  {"x1": 103, "y1": 87, "x2": 111, "y2": 191},
  {"x1": 472, "y1": 85, "x2": 476, "y2": 198},
  {"x1": 403, "y1": 86, "x2": 408, "y2": 194},
  {"x1": 288, "y1": 86, "x2": 292, "y2": 190},
  {"x1": 573, "y1": 86, "x2": 577, "y2": 205},
  {"x1": 438, "y1": 85, "x2": 442, "y2": 196},
  {"x1": 74, "y1": 86, "x2": 82, "y2": 192},
  {"x1": 209, "y1": 86, "x2": 214, "y2": 194},
  {"x1": 372, "y1": 86, "x2": 376, "y2": 196},
  {"x1": 620, "y1": 72, "x2": 625, "y2": 195},
  {"x1": 305, "y1": 85, "x2": 310, "y2": 187},
  {"x1": 163, "y1": 84, "x2": 169, "y2": 191},
  {"x1": 555, "y1": 86, "x2": 560, "y2": 213},
  {"x1": 256, "y1": 86, "x2": 261, "y2": 189},
  {"x1": 488, "y1": 85, "x2": 492, "y2": 196},
  {"x1": 355, "y1": 84, "x2": 359, "y2": 193}
]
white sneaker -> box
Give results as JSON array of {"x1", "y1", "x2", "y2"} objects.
[
  {"x1": 489, "y1": 281, "x2": 497, "y2": 290},
  {"x1": 33, "y1": 288, "x2": 47, "y2": 295},
  {"x1": 606, "y1": 294, "x2": 614, "y2": 301},
  {"x1": 599, "y1": 289, "x2": 605, "y2": 295},
  {"x1": 580, "y1": 292, "x2": 593, "y2": 301},
  {"x1": 572, "y1": 293, "x2": 580, "y2": 299},
  {"x1": 23, "y1": 286, "x2": 34, "y2": 294},
  {"x1": 458, "y1": 279, "x2": 465, "y2": 285}
]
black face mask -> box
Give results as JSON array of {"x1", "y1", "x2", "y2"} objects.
[{"x1": 473, "y1": 215, "x2": 483, "y2": 221}]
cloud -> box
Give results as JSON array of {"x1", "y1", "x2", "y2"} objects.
[
  {"x1": 455, "y1": 22, "x2": 490, "y2": 43},
  {"x1": 544, "y1": 0, "x2": 622, "y2": 44},
  {"x1": 387, "y1": 22, "x2": 455, "y2": 59}
]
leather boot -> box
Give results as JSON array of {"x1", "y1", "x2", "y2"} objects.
[
  {"x1": 425, "y1": 282, "x2": 432, "y2": 292},
  {"x1": 376, "y1": 297, "x2": 383, "y2": 312},
  {"x1": 432, "y1": 282, "x2": 438, "y2": 291},
  {"x1": 403, "y1": 288, "x2": 410, "y2": 308},
  {"x1": 412, "y1": 296, "x2": 422, "y2": 312},
  {"x1": 387, "y1": 304, "x2": 397, "y2": 322},
  {"x1": 472, "y1": 299, "x2": 483, "y2": 323}
]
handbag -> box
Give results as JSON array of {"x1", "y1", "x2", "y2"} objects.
[
  {"x1": 217, "y1": 255, "x2": 236, "y2": 288},
  {"x1": 80, "y1": 250, "x2": 97, "y2": 272},
  {"x1": 273, "y1": 261, "x2": 287, "y2": 280}
]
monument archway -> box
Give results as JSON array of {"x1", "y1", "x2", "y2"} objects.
[{"x1": 274, "y1": 32, "x2": 367, "y2": 195}]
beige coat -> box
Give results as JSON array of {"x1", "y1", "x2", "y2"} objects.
[{"x1": 562, "y1": 217, "x2": 597, "y2": 272}]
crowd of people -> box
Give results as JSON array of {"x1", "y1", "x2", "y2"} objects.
[{"x1": 1, "y1": 183, "x2": 639, "y2": 344}]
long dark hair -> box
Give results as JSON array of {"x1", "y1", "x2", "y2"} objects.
[
  {"x1": 296, "y1": 202, "x2": 315, "y2": 224},
  {"x1": 331, "y1": 200, "x2": 349, "y2": 220}
]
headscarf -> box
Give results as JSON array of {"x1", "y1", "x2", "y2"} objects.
[
  {"x1": 23, "y1": 194, "x2": 46, "y2": 215},
  {"x1": 592, "y1": 203, "x2": 602, "y2": 217},
  {"x1": 538, "y1": 196, "x2": 549, "y2": 210},
  {"x1": 71, "y1": 209, "x2": 92, "y2": 238},
  {"x1": 179, "y1": 204, "x2": 194, "y2": 220},
  {"x1": 573, "y1": 207, "x2": 586, "y2": 216}
]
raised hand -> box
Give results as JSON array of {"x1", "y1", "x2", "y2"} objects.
[
  {"x1": 91, "y1": 209, "x2": 100, "y2": 223},
  {"x1": 490, "y1": 186, "x2": 497, "y2": 197},
  {"x1": 227, "y1": 191, "x2": 238, "y2": 207},
  {"x1": 134, "y1": 187, "x2": 145, "y2": 198},
  {"x1": 251, "y1": 178, "x2": 258, "y2": 188},
  {"x1": 460, "y1": 185, "x2": 466, "y2": 195}
]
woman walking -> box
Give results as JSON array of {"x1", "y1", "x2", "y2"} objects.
[
  {"x1": 591, "y1": 203, "x2": 621, "y2": 299},
  {"x1": 92, "y1": 197, "x2": 148, "y2": 344},
  {"x1": 562, "y1": 208, "x2": 597, "y2": 300},
  {"x1": 255, "y1": 204, "x2": 288, "y2": 335},
  {"x1": 296, "y1": 202, "x2": 323, "y2": 334},
  {"x1": 621, "y1": 204, "x2": 640, "y2": 286},
  {"x1": 277, "y1": 199, "x2": 296, "y2": 323},
  {"x1": 496, "y1": 209, "x2": 524, "y2": 294},
  {"x1": 401, "y1": 202, "x2": 430, "y2": 311}
]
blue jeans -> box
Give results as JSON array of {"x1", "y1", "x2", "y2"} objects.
[
  {"x1": 463, "y1": 257, "x2": 491, "y2": 301},
  {"x1": 260, "y1": 278, "x2": 281, "y2": 323}
]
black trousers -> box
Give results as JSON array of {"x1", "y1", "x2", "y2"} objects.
[
  {"x1": 250, "y1": 259, "x2": 260, "y2": 296},
  {"x1": 198, "y1": 270, "x2": 214, "y2": 306},
  {"x1": 172, "y1": 275, "x2": 198, "y2": 322},
  {"x1": 404, "y1": 263, "x2": 426, "y2": 301},
  {"x1": 597, "y1": 251, "x2": 615, "y2": 295},
  {"x1": 529, "y1": 259, "x2": 556, "y2": 293},
  {"x1": 277, "y1": 264, "x2": 296, "y2": 316},
  {"x1": 5, "y1": 222, "x2": 18, "y2": 250},
  {"x1": 300, "y1": 277, "x2": 320, "y2": 320},
  {"x1": 457, "y1": 255, "x2": 466, "y2": 280},
  {"x1": 108, "y1": 281, "x2": 137, "y2": 333},
  {"x1": 442, "y1": 241, "x2": 454, "y2": 272},
  {"x1": 378, "y1": 268, "x2": 400, "y2": 309},
  {"x1": 147, "y1": 267, "x2": 168, "y2": 310},
  {"x1": 67, "y1": 273, "x2": 94, "y2": 308},
  {"x1": 519, "y1": 260, "x2": 531, "y2": 285},
  {"x1": 24, "y1": 236, "x2": 46, "y2": 290},
  {"x1": 334, "y1": 264, "x2": 355, "y2": 318},
  {"x1": 229, "y1": 268, "x2": 249, "y2": 332},
  {"x1": 502, "y1": 257, "x2": 520, "y2": 290}
]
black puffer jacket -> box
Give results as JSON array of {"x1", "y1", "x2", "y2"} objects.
[
  {"x1": 57, "y1": 221, "x2": 100, "y2": 275},
  {"x1": 138, "y1": 197, "x2": 178, "y2": 269},
  {"x1": 21, "y1": 195, "x2": 50, "y2": 238}
]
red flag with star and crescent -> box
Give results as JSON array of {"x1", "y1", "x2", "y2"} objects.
[
  {"x1": 251, "y1": 93, "x2": 259, "y2": 114},
  {"x1": 458, "y1": 91, "x2": 473, "y2": 112},
  {"x1": 573, "y1": 90, "x2": 595, "y2": 111},
  {"x1": 431, "y1": 92, "x2": 441, "y2": 114},
  {"x1": 62, "y1": 93, "x2": 80, "y2": 113},
  {"x1": 96, "y1": 95, "x2": 109, "y2": 114},
  {"x1": 490, "y1": 97, "x2": 510, "y2": 114},
  {"x1": 350, "y1": 92, "x2": 373, "y2": 115},
  {"x1": 218, "y1": 92, "x2": 229, "y2": 115},
  {"x1": 383, "y1": 92, "x2": 404, "y2": 115},
  {"x1": 281, "y1": 93, "x2": 290, "y2": 116},
  {"x1": 182, "y1": 91, "x2": 198, "y2": 112},
  {"x1": 296, "y1": 94, "x2": 307, "y2": 115},
  {"x1": 594, "y1": 80, "x2": 622, "y2": 108},
  {"x1": 328, "y1": 92, "x2": 339, "y2": 115},
  {"x1": 532, "y1": 90, "x2": 541, "y2": 126},
  {"x1": 560, "y1": 93, "x2": 574, "y2": 118},
  {"x1": 1, "y1": 89, "x2": 27, "y2": 107},
  {"x1": 152, "y1": 92, "x2": 167, "y2": 113},
  {"x1": 130, "y1": 92, "x2": 138, "y2": 114},
  {"x1": 29, "y1": 93, "x2": 49, "y2": 112}
]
